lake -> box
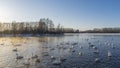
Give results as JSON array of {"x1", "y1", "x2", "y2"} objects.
[{"x1": 0, "y1": 33, "x2": 120, "y2": 68}]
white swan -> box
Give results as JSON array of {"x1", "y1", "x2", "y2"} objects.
[
  {"x1": 79, "y1": 52, "x2": 82, "y2": 56},
  {"x1": 23, "y1": 58, "x2": 30, "y2": 66},
  {"x1": 108, "y1": 51, "x2": 112, "y2": 57},
  {"x1": 51, "y1": 56, "x2": 55, "y2": 60},
  {"x1": 95, "y1": 58, "x2": 100, "y2": 63},
  {"x1": 80, "y1": 46, "x2": 83, "y2": 49}
]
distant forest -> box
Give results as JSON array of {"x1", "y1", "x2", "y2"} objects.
[
  {"x1": 81, "y1": 28, "x2": 120, "y2": 33},
  {"x1": 0, "y1": 18, "x2": 79, "y2": 36}
]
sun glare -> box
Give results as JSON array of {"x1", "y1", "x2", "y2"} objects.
[{"x1": 0, "y1": 7, "x2": 13, "y2": 22}]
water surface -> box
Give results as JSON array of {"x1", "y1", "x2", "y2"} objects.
[{"x1": 0, "y1": 33, "x2": 120, "y2": 68}]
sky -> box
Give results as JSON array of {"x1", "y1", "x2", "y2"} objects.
[{"x1": 0, "y1": 0, "x2": 120, "y2": 30}]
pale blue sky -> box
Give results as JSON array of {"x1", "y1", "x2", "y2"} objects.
[{"x1": 0, "y1": 0, "x2": 120, "y2": 30}]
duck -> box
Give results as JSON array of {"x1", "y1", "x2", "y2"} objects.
[
  {"x1": 35, "y1": 58, "x2": 40, "y2": 63},
  {"x1": 31, "y1": 53, "x2": 38, "y2": 59},
  {"x1": 16, "y1": 53, "x2": 23, "y2": 59},
  {"x1": 15, "y1": 44, "x2": 21, "y2": 46},
  {"x1": 23, "y1": 58, "x2": 30, "y2": 66},
  {"x1": 60, "y1": 57, "x2": 67, "y2": 62},
  {"x1": 32, "y1": 55, "x2": 38, "y2": 59},
  {"x1": 13, "y1": 48, "x2": 17, "y2": 52},
  {"x1": 93, "y1": 46, "x2": 97, "y2": 50},
  {"x1": 72, "y1": 50, "x2": 75, "y2": 52},
  {"x1": 42, "y1": 52, "x2": 49, "y2": 56},
  {"x1": 52, "y1": 60, "x2": 61, "y2": 65},
  {"x1": 51, "y1": 56, "x2": 56, "y2": 60},
  {"x1": 88, "y1": 42, "x2": 91, "y2": 45},
  {"x1": 50, "y1": 48, "x2": 55, "y2": 50},
  {"x1": 89, "y1": 44, "x2": 95, "y2": 47},
  {"x1": 93, "y1": 50, "x2": 99, "y2": 54}
]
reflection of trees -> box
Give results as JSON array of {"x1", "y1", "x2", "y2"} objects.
[
  {"x1": 9, "y1": 37, "x2": 27, "y2": 44},
  {"x1": 38, "y1": 36, "x2": 64, "y2": 44},
  {"x1": 38, "y1": 37, "x2": 49, "y2": 42}
]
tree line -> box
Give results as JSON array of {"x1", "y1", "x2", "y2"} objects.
[
  {"x1": 0, "y1": 18, "x2": 78, "y2": 36},
  {"x1": 81, "y1": 28, "x2": 120, "y2": 33}
]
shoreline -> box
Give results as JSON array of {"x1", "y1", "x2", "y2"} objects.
[{"x1": 0, "y1": 33, "x2": 120, "y2": 37}]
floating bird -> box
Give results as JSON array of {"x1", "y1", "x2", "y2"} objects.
[
  {"x1": 108, "y1": 51, "x2": 112, "y2": 57},
  {"x1": 71, "y1": 46, "x2": 74, "y2": 48},
  {"x1": 51, "y1": 56, "x2": 56, "y2": 60},
  {"x1": 93, "y1": 50, "x2": 99, "y2": 54},
  {"x1": 72, "y1": 50, "x2": 75, "y2": 52},
  {"x1": 88, "y1": 42, "x2": 91, "y2": 45},
  {"x1": 60, "y1": 57, "x2": 67, "y2": 62},
  {"x1": 1, "y1": 43, "x2": 4, "y2": 45},
  {"x1": 105, "y1": 42, "x2": 108, "y2": 45},
  {"x1": 95, "y1": 58, "x2": 100, "y2": 63},
  {"x1": 79, "y1": 52, "x2": 82, "y2": 56},
  {"x1": 66, "y1": 42, "x2": 70, "y2": 45},
  {"x1": 32, "y1": 54, "x2": 38, "y2": 59},
  {"x1": 16, "y1": 53, "x2": 23, "y2": 59},
  {"x1": 93, "y1": 46, "x2": 97, "y2": 50},
  {"x1": 50, "y1": 48, "x2": 55, "y2": 50},
  {"x1": 13, "y1": 48, "x2": 17, "y2": 52},
  {"x1": 52, "y1": 60, "x2": 61, "y2": 65},
  {"x1": 35, "y1": 58, "x2": 40, "y2": 63},
  {"x1": 80, "y1": 46, "x2": 83, "y2": 49},
  {"x1": 23, "y1": 58, "x2": 30, "y2": 66},
  {"x1": 42, "y1": 52, "x2": 49, "y2": 56},
  {"x1": 111, "y1": 44, "x2": 115, "y2": 49},
  {"x1": 63, "y1": 47, "x2": 67, "y2": 50},
  {"x1": 15, "y1": 44, "x2": 21, "y2": 46},
  {"x1": 72, "y1": 42, "x2": 78, "y2": 45},
  {"x1": 89, "y1": 44, "x2": 95, "y2": 47}
]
